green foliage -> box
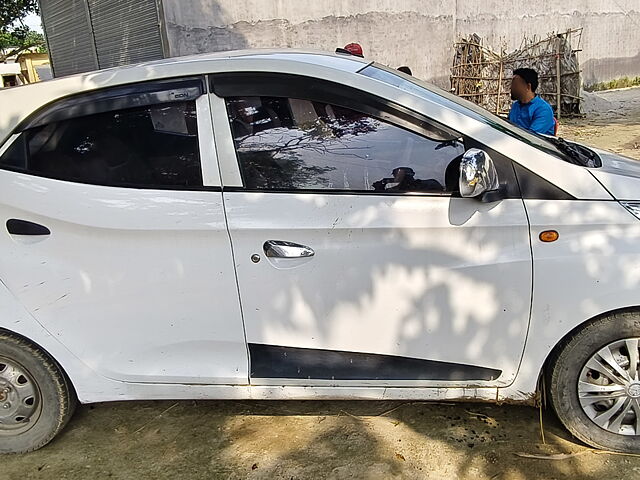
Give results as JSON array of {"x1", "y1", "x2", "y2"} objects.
[
  {"x1": 0, "y1": 0, "x2": 39, "y2": 32},
  {"x1": 0, "y1": 29, "x2": 45, "y2": 51},
  {"x1": 0, "y1": 0, "x2": 44, "y2": 60},
  {"x1": 585, "y1": 76, "x2": 640, "y2": 92}
]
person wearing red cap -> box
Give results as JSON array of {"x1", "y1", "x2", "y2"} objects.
[{"x1": 336, "y1": 43, "x2": 364, "y2": 58}]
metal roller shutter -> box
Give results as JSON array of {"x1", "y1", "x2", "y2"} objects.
[
  {"x1": 39, "y1": 0, "x2": 164, "y2": 77},
  {"x1": 40, "y1": 0, "x2": 98, "y2": 77},
  {"x1": 87, "y1": 0, "x2": 164, "y2": 69}
]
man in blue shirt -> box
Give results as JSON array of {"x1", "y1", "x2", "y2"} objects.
[{"x1": 508, "y1": 68, "x2": 556, "y2": 135}]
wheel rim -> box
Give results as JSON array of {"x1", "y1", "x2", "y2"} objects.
[
  {"x1": 0, "y1": 356, "x2": 41, "y2": 435},
  {"x1": 579, "y1": 338, "x2": 640, "y2": 436}
]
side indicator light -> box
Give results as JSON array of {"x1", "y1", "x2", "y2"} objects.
[{"x1": 539, "y1": 230, "x2": 559, "y2": 242}]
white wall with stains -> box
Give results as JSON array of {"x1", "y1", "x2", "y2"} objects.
[{"x1": 161, "y1": 0, "x2": 640, "y2": 88}]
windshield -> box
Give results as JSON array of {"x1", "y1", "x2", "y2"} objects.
[{"x1": 359, "y1": 63, "x2": 599, "y2": 168}]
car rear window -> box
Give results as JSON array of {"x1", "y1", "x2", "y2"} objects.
[{"x1": 0, "y1": 101, "x2": 203, "y2": 189}]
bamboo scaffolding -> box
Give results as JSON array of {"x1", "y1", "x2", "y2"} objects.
[{"x1": 451, "y1": 29, "x2": 583, "y2": 117}]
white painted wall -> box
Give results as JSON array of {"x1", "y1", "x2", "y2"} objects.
[{"x1": 161, "y1": 0, "x2": 640, "y2": 87}]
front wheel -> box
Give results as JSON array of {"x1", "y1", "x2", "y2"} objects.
[
  {"x1": 0, "y1": 332, "x2": 76, "y2": 454},
  {"x1": 549, "y1": 311, "x2": 640, "y2": 453}
]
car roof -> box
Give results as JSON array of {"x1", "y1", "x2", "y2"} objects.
[
  {"x1": 115, "y1": 48, "x2": 369, "y2": 70},
  {"x1": 0, "y1": 49, "x2": 370, "y2": 145}
]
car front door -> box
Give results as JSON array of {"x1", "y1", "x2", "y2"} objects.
[
  {"x1": 0, "y1": 77, "x2": 248, "y2": 384},
  {"x1": 211, "y1": 73, "x2": 532, "y2": 387}
]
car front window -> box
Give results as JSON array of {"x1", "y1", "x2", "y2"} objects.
[{"x1": 225, "y1": 95, "x2": 465, "y2": 193}]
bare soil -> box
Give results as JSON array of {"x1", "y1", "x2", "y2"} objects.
[
  {"x1": 4, "y1": 400, "x2": 640, "y2": 479},
  {"x1": 4, "y1": 88, "x2": 640, "y2": 480},
  {"x1": 560, "y1": 86, "x2": 640, "y2": 160}
]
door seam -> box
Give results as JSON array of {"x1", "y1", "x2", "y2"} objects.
[
  {"x1": 206, "y1": 80, "x2": 251, "y2": 384},
  {"x1": 502, "y1": 171, "x2": 536, "y2": 392}
]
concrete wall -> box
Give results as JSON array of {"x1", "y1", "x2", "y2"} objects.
[{"x1": 162, "y1": 0, "x2": 640, "y2": 88}]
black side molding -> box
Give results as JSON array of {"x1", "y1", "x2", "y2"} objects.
[
  {"x1": 249, "y1": 343, "x2": 502, "y2": 381},
  {"x1": 6, "y1": 219, "x2": 50, "y2": 236}
]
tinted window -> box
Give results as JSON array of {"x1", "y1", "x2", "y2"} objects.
[
  {"x1": 0, "y1": 101, "x2": 203, "y2": 188},
  {"x1": 226, "y1": 96, "x2": 465, "y2": 193}
]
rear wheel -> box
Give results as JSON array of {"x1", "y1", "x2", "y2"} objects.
[
  {"x1": 549, "y1": 311, "x2": 640, "y2": 453},
  {"x1": 0, "y1": 332, "x2": 76, "y2": 453}
]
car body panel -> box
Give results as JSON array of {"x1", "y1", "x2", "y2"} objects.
[
  {"x1": 588, "y1": 148, "x2": 640, "y2": 201},
  {"x1": 223, "y1": 192, "x2": 532, "y2": 387},
  {"x1": 0, "y1": 91, "x2": 248, "y2": 385},
  {"x1": 500, "y1": 199, "x2": 640, "y2": 400},
  {"x1": 0, "y1": 168, "x2": 248, "y2": 384}
]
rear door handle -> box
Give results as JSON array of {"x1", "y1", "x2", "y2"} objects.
[
  {"x1": 6, "y1": 219, "x2": 50, "y2": 236},
  {"x1": 263, "y1": 240, "x2": 314, "y2": 258}
]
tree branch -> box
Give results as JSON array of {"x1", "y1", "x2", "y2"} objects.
[{"x1": 0, "y1": 42, "x2": 35, "y2": 62}]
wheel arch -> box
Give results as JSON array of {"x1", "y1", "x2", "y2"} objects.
[
  {"x1": 538, "y1": 305, "x2": 640, "y2": 397},
  {"x1": 0, "y1": 326, "x2": 77, "y2": 400}
]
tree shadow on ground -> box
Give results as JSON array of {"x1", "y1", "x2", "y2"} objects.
[{"x1": 3, "y1": 400, "x2": 637, "y2": 480}]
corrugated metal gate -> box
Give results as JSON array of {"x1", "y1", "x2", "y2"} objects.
[
  {"x1": 87, "y1": 0, "x2": 164, "y2": 70},
  {"x1": 40, "y1": 0, "x2": 165, "y2": 77},
  {"x1": 39, "y1": 0, "x2": 98, "y2": 76}
]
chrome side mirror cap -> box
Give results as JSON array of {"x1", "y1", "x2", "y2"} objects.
[{"x1": 459, "y1": 148, "x2": 500, "y2": 199}]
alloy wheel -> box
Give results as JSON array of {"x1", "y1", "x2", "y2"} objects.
[{"x1": 578, "y1": 338, "x2": 640, "y2": 435}]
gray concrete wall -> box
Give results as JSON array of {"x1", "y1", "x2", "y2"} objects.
[{"x1": 162, "y1": 0, "x2": 640, "y2": 88}]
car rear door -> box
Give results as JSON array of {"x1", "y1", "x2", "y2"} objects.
[
  {"x1": 210, "y1": 72, "x2": 532, "y2": 387},
  {"x1": 0, "y1": 77, "x2": 248, "y2": 384}
]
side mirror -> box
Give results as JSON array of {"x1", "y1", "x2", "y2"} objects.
[{"x1": 459, "y1": 148, "x2": 500, "y2": 200}]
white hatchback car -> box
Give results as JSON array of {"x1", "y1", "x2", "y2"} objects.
[{"x1": 1, "y1": 50, "x2": 640, "y2": 454}]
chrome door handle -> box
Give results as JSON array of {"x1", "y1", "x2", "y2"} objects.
[{"x1": 263, "y1": 240, "x2": 315, "y2": 258}]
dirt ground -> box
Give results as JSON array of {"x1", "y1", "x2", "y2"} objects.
[
  {"x1": 4, "y1": 88, "x2": 640, "y2": 480},
  {"x1": 4, "y1": 400, "x2": 640, "y2": 480},
  {"x1": 560, "y1": 86, "x2": 640, "y2": 161}
]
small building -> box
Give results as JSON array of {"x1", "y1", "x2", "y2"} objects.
[
  {"x1": 0, "y1": 63, "x2": 22, "y2": 88},
  {"x1": 17, "y1": 52, "x2": 53, "y2": 84},
  {"x1": 0, "y1": 48, "x2": 51, "y2": 88}
]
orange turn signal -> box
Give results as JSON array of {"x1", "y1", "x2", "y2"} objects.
[{"x1": 539, "y1": 230, "x2": 559, "y2": 243}]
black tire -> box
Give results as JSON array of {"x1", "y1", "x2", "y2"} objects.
[
  {"x1": 0, "y1": 331, "x2": 76, "y2": 454},
  {"x1": 548, "y1": 311, "x2": 640, "y2": 453}
]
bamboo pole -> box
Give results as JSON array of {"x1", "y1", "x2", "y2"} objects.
[
  {"x1": 450, "y1": 71, "x2": 581, "y2": 81},
  {"x1": 556, "y1": 38, "x2": 562, "y2": 119},
  {"x1": 496, "y1": 55, "x2": 503, "y2": 115},
  {"x1": 457, "y1": 92, "x2": 582, "y2": 100}
]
